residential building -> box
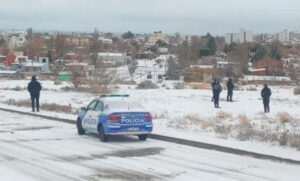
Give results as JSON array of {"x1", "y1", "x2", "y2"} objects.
[
  {"x1": 278, "y1": 30, "x2": 290, "y2": 43},
  {"x1": 216, "y1": 61, "x2": 236, "y2": 69},
  {"x1": 225, "y1": 28, "x2": 253, "y2": 44},
  {"x1": 97, "y1": 52, "x2": 128, "y2": 65},
  {"x1": 6, "y1": 33, "x2": 26, "y2": 50},
  {"x1": 147, "y1": 31, "x2": 164, "y2": 45},
  {"x1": 22, "y1": 59, "x2": 49, "y2": 73},
  {"x1": 99, "y1": 37, "x2": 113, "y2": 44},
  {"x1": 80, "y1": 37, "x2": 90, "y2": 46}
]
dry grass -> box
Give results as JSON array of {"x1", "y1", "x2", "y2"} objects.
[
  {"x1": 5, "y1": 99, "x2": 73, "y2": 113},
  {"x1": 214, "y1": 124, "x2": 232, "y2": 138},
  {"x1": 153, "y1": 113, "x2": 167, "y2": 119},
  {"x1": 1, "y1": 86, "x2": 25, "y2": 91},
  {"x1": 294, "y1": 87, "x2": 300, "y2": 95},
  {"x1": 186, "y1": 82, "x2": 211, "y2": 89},
  {"x1": 238, "y1": 114, "x2": 250, "y2": 125},
  {"x1": 183, "y1": 114, "x2": 202, "y2": 124},
  {"x1": 40, "y1": 103, "x2": 72, "y2": 113},
  {"x1": 246, "y1": 86, "x2": 257, "y2": 91},
  {"x1": 288, "y1": 134, "x2": 300, "y2": 150},
  {"x1": 167, "y1": 117, "x2": 189, "y2": 129},
  {"x1": 217, "y1": 111, "x2": 232, "y2": 119},
  {"x1": 137, "y1": 81, "x2": 159, "y2": 89},
  {"x1": 201, "y1": 121, "x2": 210, "y2": 130},
  {"x1": 277, "y1": 112, "x2": 292, "y2": 124},
  {"x1": 278, "y1": 132, "x2": 288, "y2": 146},
  {"x1": 113, "y1": 79, "x2": 137, "y2": 85}
]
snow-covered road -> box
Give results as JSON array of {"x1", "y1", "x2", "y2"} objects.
[{"x1": 0, "y1": 111, "x2": 299, "y2": 181}]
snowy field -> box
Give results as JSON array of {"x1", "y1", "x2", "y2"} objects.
[
  {"x1": 0, "y1": 79, "x2": 299, "y2": 160},
  {"x1": 1, "y1": 110, "x2": 300, "y2": 181}
]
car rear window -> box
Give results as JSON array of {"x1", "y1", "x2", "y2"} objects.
[{"x1": 105, "y1": 101, "x2": 145, "y2": 111}]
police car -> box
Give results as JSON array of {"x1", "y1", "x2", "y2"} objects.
[{"x1": 76, "y1": 94, "x2": 153, "y2": 142}]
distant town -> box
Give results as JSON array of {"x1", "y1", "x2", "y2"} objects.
[{"x1": 0, "y1": 28, "x2": 299, "y2": 85}]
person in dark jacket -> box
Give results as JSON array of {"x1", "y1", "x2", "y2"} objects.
[
  {"x1": 27, "y1": 76, "x2": 42, "y2": 112},
  {"x1": 261, "y1": 84, "x2": 271, "y2": 113},
  {"x1": 211, "y1": 79, "x2": 217, "y2": 102},
  {"x1": 212, "y1": 81, "x2": 222, "y2": 108},
  {"x1": 226, "y1": 78, "x2": 235, "y2": 102}
]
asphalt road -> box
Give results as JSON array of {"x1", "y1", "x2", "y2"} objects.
[{"x1": 0, "y1": 111, "x2": 299, "y2": 181}]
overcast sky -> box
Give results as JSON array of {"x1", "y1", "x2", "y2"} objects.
[{"x1": 0, "y1": 0, "x2": 299, "y2": 35}]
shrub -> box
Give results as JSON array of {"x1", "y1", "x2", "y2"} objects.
[
  {"x1": 113, "y1": 79, "x2": 136, "y2": 85},
  {"x1": 167, "y1": 117, "x2": 189, "y2": 129},
  {"x1": 214, "y1": 124, "x2": 232, "y2": 138},
  {"x1": 11, "y1": 86, "x2": 23, "y2": 91},
  {"x1": 137, "y1": 81, "x2": 159, "y2": 89},
  {"x1": 236, "y1": 119, "x2": 253, "y2": 141},
  {"x1": 238, "y1": 114, "x2": 249, "y2": 125},
  {"x1": 217, "y1": 111, "x2": 232, "y2": 119},
  {"x1": 6, "y1": 99, "x2": 30, "y2": 107},
  {"x1": 201, "y1": 121, "x2": 209, "y2": 130},
  {"x1": 153, "y1": 113, "x2": 167, "y2": 119},
  {"x1": 173, "y1": 82, "x2": 185, "y2": 89},
  {"x1": 4, "y1": 99, "x2": 72, "y2": 114},
  {"x1": 288, "y1": 133, "x2": 300, "y2": 150},
  {"x1": 294, "y1": 87, "x2": 300, "y2": 95},
  {"x1": 54, "y1": 80, "x2": 62, "y2": 85},
  {"x1": 278, "y1": 132, "x2": 288, "y2": 146},
  {"x1": 277, "y1": 112, "x2": 291, "y2": 124},
  {"x1": 40, "y1": 103, "x2": 72, "y2": 113},
  {"x1": 246, "y1": 86, "x2": 257, "y2": 91},
  {"x1": 183, "y1": 114, "x2": 202, "y2": 125}
]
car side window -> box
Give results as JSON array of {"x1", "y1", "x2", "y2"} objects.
[
  {"x1": 87, "y1": 100, "x2": 97, "y2": 111},
  {"x1": 95, "y1": 101, "x2": 104, "y2": 112}
]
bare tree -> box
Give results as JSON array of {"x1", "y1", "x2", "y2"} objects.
[
  {"x1": 20, "y1": 35, "x2": 45, "y2": 59},
  {"x1": 228, "y1": 44, "x2": 249, "y2": 77},
  {"x1": 0, "y1": 39, "x2": 9, "y2": 55}
]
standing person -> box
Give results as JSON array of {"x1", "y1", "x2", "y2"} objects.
[
  {"x1": 213, "y1": 81, "x2": 222, "y2": 108},
  {"x1": 261, "y1": 84, "x2": 271, "y2": 113},
  {"x1": 211, "y1": 79, "x2": 217, "y2": 102},
  {"x1": 226, "y1": 78, "x2": 235, "y2": 102},
  {"x1": 27, "y1": 76, "x2": 42, "y2": 112}
]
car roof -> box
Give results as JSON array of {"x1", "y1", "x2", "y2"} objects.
[{"x1": 97, "y1": 96, "x2": 132, "y2": 103}]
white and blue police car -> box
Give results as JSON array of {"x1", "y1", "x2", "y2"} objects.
[{"x1": 76, "y1": 94, "x2": 153, "y2": 142}]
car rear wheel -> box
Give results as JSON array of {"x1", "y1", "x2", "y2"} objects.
[
  {"x1": 76, "y1": 119, "x2": 85, "y2": 135},
  {"x1": 138, "y1": 134, "x2": 148, "y2": 141},
  {"x1": 98, "y1": 125, "x2": 108, "y2": 142}
]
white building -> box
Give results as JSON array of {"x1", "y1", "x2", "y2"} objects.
[
  {"x1": 98, "y1": 37, "x2": 113, "y2": 44},
  {"x1": 225, "y1": 28, "x2": 253, "y2": 44},
  {"x1": 5, "y1": 32, "x2": 27, "y2": 50},
  {"x1": 22, "y1": 58, "x2": 49, "y2": 73},
  {"x1": 97, "y1": 53, "x2": 128, "y2": 65},
  {"x1": 278, "y1": 30, "x2": 290, "y2": 43}
]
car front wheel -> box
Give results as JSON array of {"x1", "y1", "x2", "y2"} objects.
[
  {"x1": 138, "y1": 134, "x2": 148, "y2": 141},
  {"x1": 76, "y1": 119, "x2": 85, "y2": 135},
  {"x1": 98, "y1": 125, "x2": 108, "y2": 142}
]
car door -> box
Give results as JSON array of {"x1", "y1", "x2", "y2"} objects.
[
  {"x1": 82, "y1": 100, "x2": 98, "y2": 130},
  {"x1": 89, "y1": 100, "x2": 104, "y2": 131}
]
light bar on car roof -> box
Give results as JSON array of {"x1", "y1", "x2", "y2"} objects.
[{"x1": 99, "y1": 94, "x2": 130, "y2": 98}]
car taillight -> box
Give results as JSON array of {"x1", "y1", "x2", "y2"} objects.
[
  {"x1": 108, "y1": 115, "x2": 121, "y2": 121},
  {"x1": 144, "y1": 114, "x2": 152, "y2": 120}
]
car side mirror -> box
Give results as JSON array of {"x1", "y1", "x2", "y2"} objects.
[{"x1": 81, "y1": 107, "x2": 87, "y2": 111}]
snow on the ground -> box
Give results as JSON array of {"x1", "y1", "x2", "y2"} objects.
[
  {"x1": 1, "y1": 110, "x2": 300, "y2": 181},
  {"x1": 0, "y1": 80, "x2": 72, "y2": 90},
  {"x1": 0, "y1": 79, "x2": 299, "y2": 161}
]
